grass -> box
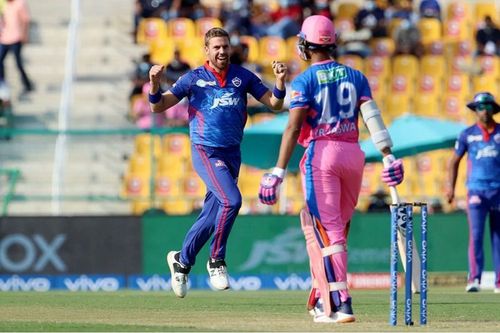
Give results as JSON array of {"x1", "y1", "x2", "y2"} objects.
[{"x1": 0, "y1": 287, "x2": 499, "y2": 332}]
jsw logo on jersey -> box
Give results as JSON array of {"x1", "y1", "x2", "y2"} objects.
[
  {"x1": 210, "y1": 92, "x2": 240, "y2": 109},
  {"x1": 476, "y1": 146, "x2": 498, "y2": 159}
]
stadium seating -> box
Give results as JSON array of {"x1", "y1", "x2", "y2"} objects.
[
  {"x1": 337, "y1": 54, "x2": 364, "y2": 71},
  {"x1": 420, "y1": 55, "x2": 446, "y2": 81},
  {"x1": 150, "y1": 38, "x2": 175, "y2": 65},
  {"x1": 134, "y1": 133, "x2": 161, "y2": 157},
  {"x1": 195, "y1": 17, "x2": 222, "y2": 37},
  {"x1": 136, "y1": 18, "x2": 168, "y2": 47},
  {"x1": 418, "y1": 18, "x2": 442, "y2": 46},
  {"x1": 162, "y1": 133, "x2": 191, "y2": 159},
  {"x1": 167, "y1": 17, "x2": 196, "y2": 41},
  {"x1": 239, "y1": 35, "x2": 260, "y2": 64},
  {"x1": 474, "y1": 2, "x2": 498, "y2": 26},
  {"x1": 365, "y1": 56, "x2": 391, "y2": 82},
  {"x1": 336, "y1": 2, "x2": 359, "y2": 20}
]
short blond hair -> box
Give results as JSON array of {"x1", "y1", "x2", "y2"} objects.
[{"x1": 204, "y1": 27, "x2": 229, "y2": 46}]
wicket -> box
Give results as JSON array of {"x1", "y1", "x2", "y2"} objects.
[{"x1": 389, "y1": 202, "x2": 428, "y2": 326}]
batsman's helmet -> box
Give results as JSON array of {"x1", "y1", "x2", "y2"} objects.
[
  {"x1": 297, "y1": 15, "x2": 336, "y2": 60},
  {"x1": 466, "y1": 92, "x2": 500, "y2": 114}
]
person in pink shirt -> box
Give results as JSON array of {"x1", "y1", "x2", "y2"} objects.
[
  {"x1": 0, "y1": 0, "x2": 33, "y2": 94},
  {"x1": 258, "y1": 16, "x2": 404, "y2": 323}
]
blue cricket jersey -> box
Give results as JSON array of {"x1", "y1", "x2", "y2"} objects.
[
  {"x1": 169, "y1": 62, "x2": 268, "y2": 148},
  {"x1": 289, "y1": 60, "x2": 373, "y2": 147},
  {"x1": 454, "y1": 123, "x2": 500, "y2": 191}
]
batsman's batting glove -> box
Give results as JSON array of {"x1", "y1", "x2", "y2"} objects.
[
  {"x1": 381, "y1": 154, "x2": 404, "y2": 186},
  {"x1": 258, "y1": 167, "x2": 285, "y2": 205}
]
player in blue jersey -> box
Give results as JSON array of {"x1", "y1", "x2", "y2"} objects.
[
  {"x1": 447, "y1": 92, "x2": 500, "y2": 293},
  {"x1": 258, "y1": 16, "x2": 404, "y2": 323},
  {"x1": 148, "y1": 27, "x2": 287, "y2": 298}
]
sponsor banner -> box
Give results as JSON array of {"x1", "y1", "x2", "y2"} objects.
[
  {"x1": 0, "y1": 216, "x2": 141, "y2": 274},
  {"x1": 142, "y1": 213, "x2": 494, "y2": 274},
  {"x1": 3, "y1": 272, "x2": 492, "y2": 291},
  {"x1": 0, "y1": 274, "x2": 125, "y2": 291}
]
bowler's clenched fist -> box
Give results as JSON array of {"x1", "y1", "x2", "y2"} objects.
[
  {"x1": 272, "y1": 61, "x2": 287, "y2": 81},
  {"x1": 149, "y1": 65, "x2": 165, "y2": 87}
]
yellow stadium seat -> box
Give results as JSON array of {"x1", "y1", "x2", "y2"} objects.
[
  {"x1": 447, "y1": 1, "x2": 472, "y2": 23},
  {"x1": 128, "y1": 153, "x2": 153, "y2": 176},
  {"x1": 420, "y1": 55, "x2": 446, "y2": 80},
  {"x1": 122, "y1": 173, "x2": 151, "y2": 198},
  {"x1": 155, "y1": 172, "x2": 182, "y2": 198},
  {"x1": 131, "y1": 200, "x2": 153, "y2": 215},
  {"x1": 337, "y1": 3, "x2": 359, "y2": 20},
  {"x1": 370, "y1": 37, "x2": 395, "y2": 57},
  {"x1": 477, "y1": 55, "x2": 499, "y2": 78},
  {"x1": 413, "y1": 94, "x2": 440, "y2": 118},
  {"x1": 359, "y1": 163, "x2": 383, "y2": 197},
  {"x1": 150, "y1": 38, "x2": 175, "y2": 65},
  {"x1": 442, "y1": 94, "x2": 468, "y2": 122},
  {"x1": 443, "y1": 19, "x2": 470, "y2": 44},
  {"x1": 135, "y1": 133, "x2": 161, "y2": 157},
  {"x1": 418, "y1": 18, "x2": 442, "y2": 46},
  {"x1": 445, "y1": 73, "x2": 470, "y2": 99},
  {"x1": 386, "y1": 93, "x2": 410, "y2": 120},
  {"x1": 389, "y1": 74, "x2": 414, "y2": 98},
  {"x1": 259, "y1": 36, "x2": 287, "y2": 68},
  {"x1": 337, "y1": 54, "x2": 364, "y2": 71},
  {"x1": 366, "y1": 74, "x2": 387, "y2": 108},
  {"x1": 416, "y1": 74, "x2": 442, "y2": 97},
  {"x1": 157, "y1": 154, "x2": 187, "y2": 178},
  {"x1": 162, "y1": 133, "x2": 191, "y2": 158},
  {"x1": 167, "y1": 17, "x2": 196, "y2": 41},
  {"x1": 365, "y1": 56, "x2": 391, "y2": 82},
  {"x1": 239, "y1": 35, "x2": 259, "y2": 64},
  {"x1": 392, "y1": 54, "x2": 419, "y2": 81},
  {"x1": 178, "y1": 37, "x2": 205, "y2": 68},
  {"x1": 474, "y1": 2, "x2": 498, "y2": 26},
  {"x1": 162, "y1": 199, "x2": 193, "y2": 215},
  {"x1": 136, "y1": 18, "x2": 168, "y2": 47},
  {"x1": 472, "y1": 76, "x2": 497, "y2": 94},
  {"x1": 183, "y1": 172, "x2": 205, "y2": 199},
  {"x1": 194, "y1": 17, "x2": 222, "y2": 37}
]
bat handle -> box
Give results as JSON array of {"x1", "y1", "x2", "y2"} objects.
[
  {"x1": 383, "y1": 155, "x2": 402, "y2": 205},
  {"x1": 389, "y1": 186, "x2": 401, "y2": 205}
]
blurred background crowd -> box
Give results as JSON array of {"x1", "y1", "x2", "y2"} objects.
[{"x1": 1, "y1": 0, "x2": 499, "y2": 216}]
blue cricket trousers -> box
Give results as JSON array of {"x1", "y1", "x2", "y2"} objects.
[
  {"x1": 466, "y1": 188, "x2": 500, "y2": 288},
  {"x1": 180, "y1": 144, "x2": 242, "y2": 267}
]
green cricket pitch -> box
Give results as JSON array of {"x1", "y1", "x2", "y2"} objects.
[{"x1": 0, "y1": 287, "x2": 499, "y2": 331}]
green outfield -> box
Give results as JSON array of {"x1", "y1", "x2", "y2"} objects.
[{"x1": 0, "y1": 288, "x2": 499, "y2": 332}]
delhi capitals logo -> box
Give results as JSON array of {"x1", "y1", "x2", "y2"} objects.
[{"x1": 232, "y1": 77, "x2": 242, "y2": 87}]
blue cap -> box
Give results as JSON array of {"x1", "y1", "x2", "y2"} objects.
[{"x1": 466, "y1": 92, "x2": 500, "y2": 114}]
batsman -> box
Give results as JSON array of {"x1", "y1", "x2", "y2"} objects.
[{"x1": 258, "y1": 16, "x2": 405, "y2": 323}]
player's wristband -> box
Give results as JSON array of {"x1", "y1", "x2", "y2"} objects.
[
  {"x1": 272, "y1": 167, "x2": 286, "y2": 179},
  {"x1": 148, "y1": 90, "x2": 162, "y2": 104},
  {"x1": 273, "y1": 86, "x2": 286, "y2": 99}
]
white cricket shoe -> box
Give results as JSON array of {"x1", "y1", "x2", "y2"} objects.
[
  {"x1": 207, "y1": 258, "x2": 230, "y2": 290},
  {"x1": 465, "y1": 278, "x2": 480, "y2": 292},
  {"x1": 167, "y1": 251, "x2": 190, "y2": 298},
  {"x1": 311, "y1": 298, "x2": 356, "y2": 324}
]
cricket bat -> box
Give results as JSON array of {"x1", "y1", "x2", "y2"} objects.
[
  {"x1": 388, "y1": 185, "x2": 421, "y2": 293},
  {"x1": 382, "y1": 155, "x2": 421, "y2": 293}
]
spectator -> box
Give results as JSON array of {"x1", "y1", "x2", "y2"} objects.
[
  {"x1": 367, "y1": 189, "x2": 389, "y2": 212},
  {"x1": 164, "y1": 49, "x2": 190, "y2": 84},
  {"x1": 475, "y1": 16, "x2": 500, "y2": 56},
  {"x1": 419, "y1": 0, "x2": 441, "y2": 20},
  {"x1": 223, "y1": 0, "x2": 253, "y2": 36},
  {"x1": 130, "y1": 53, "x2": 153, "y2": 99},
  {"x1": 0, "y1": 0, "x2": 34, "y2": 96},
  {"x1": 266, "y1": 0, "x2": 303, "y2": 39},
  {"x1": 133, "y1": 0, "x2": 169, "y2": 42},
  {"x1": 130, "y1": 82, "x2": 167, "y2": 130},
  {"x1": 393, "y1": 18, "x2": 423, "y2": 56}
]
